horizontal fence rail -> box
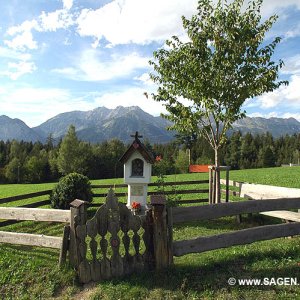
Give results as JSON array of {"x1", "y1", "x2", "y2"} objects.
[
  {"x1": 0, "y1": 179, "x2": 211, "y2": 217},
  {"x1": 93, "y1": 188, "x2": 209, "y2": 198},
  {"x1": 171, "y1": 197, "x2": 300, "y2": 258},
  {"x1": 0, "y1": 206, "x2": 71, "y2": 266},
  {"x1": 172, "y1": 198, "x2": 300, "y2": 224},
  {"x1": 91, "y1": 180, "x2": 209, "y2": 189},
  {"x1": 173, "y1": 222, "x2": 300, "y2": 256},
  {"x1": 0, "y1": 207, "x2": 71, "y2": 223},
  {"x1": 0, "y1": 231, "x2": 63, "y2": 249}
]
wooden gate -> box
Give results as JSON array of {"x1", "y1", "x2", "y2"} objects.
[{"x1": 70, "y1": 189, "x2": 155, "y2": 283}]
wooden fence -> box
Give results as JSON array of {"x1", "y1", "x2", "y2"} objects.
[
  {"x1": 0, "y1": 206, "x2": 70, "y2": 266},
  {"x1": 91, "y1": 180, "x2": 210, "y2": 206},
  {"x1": 171, "y1": 197, "x2": 300, "y2": 257},
  {"x1": 0, "y1": 179, "x2": 210, "y2": 211},
  {"x1": 2, "y1": 188, "x2": 299, "y2": 283}
]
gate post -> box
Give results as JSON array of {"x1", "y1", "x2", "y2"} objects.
[
  {"x1": 69, "y1": 199, "x2": 87, "y2": 268},
  {"x1": 150, "y1": 195, "x2": 173, "y2": 270}
]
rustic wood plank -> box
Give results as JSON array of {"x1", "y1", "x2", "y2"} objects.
[
  {"x1": 172, "y1": 198, "x2": 300, "y2": 224},
  {"x1": 90, "y1": 260, "x2": 101, "y2": 281},
  {"x1": 91, "y1": 183, "x2": 127, "y2": 188},
  {"x1": 100, "y1": 257, "x2": 111, "y2": 280},
  {"x1": 221, "y1": 189, "x2": 239, "y2": 197},
  {"x1": 0, "y1": 190, "x2": 52, "y2": 204},
  {"x1": 59, "y1": 225, "x2": 70, "y2": 267},
  {"x1": 152, "y1": 204, "x2": 171, "y2": 270},
  {"x1": 220, "y1": 179, "x2": 243, "y2": 188},
  {"x1": 0, "y1": 207, "x2": 71, "y2": 223},
  {"x1": 78, "y1": 259, "x2": 91, "y2": 283},
  {"x1": 0, "y1": 231, "x2": 63, "y2": 249},
  {"x1": 149, "y1": 189, "x2": 209, "y2": 195},
  {"x1": 91, "y1": 180, "x2": 209, "y2": 190},
  {"x1": 175, "y1": 199, "x2": 208, "y2": 204},
  {"x1": 93, "y1": 192, "x2": 127, "y2": 198},
  {"x1": 93, "y1": 188, "x2": 209, "y2": 198},
  {"x1": 173, "y1": 222, "x2": 300, "y2": 256},
  {"x1": 260, "y1": 210, "x2": 300, "y2": 222}
]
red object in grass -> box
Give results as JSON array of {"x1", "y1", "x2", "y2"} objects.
[{"x1": 132, "y1": 201, "x2": 141, "y2": 209}]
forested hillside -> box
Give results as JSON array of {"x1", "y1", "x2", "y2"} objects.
[{"x1": 0, "y1": 126, "x2": 299, "y2": 184}]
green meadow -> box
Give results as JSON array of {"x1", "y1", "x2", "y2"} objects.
[{"x1": 0, "y1": 166, "x2": 300, "y2": 299}]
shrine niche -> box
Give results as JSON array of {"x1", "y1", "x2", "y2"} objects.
[
  {"x1": 119, "y1": 131, "x2": 154, "y2": 211},
  {"x1": 131, "y1": 158, "x2": 144, "y2": 177}
]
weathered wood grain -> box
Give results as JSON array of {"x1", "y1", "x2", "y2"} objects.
[
  {"x1": 260, "y1": 210, "x2": 300, "y2": 222},
  {"x1": 221, "y1": 189, "x2": 239, "y2": 197},
  {"x1": 0, "y1": 207, "x2": 71, "y2": 223},
  {"x1": 220, "y1": 179, "x2": 243, "y2": 188},
  {"x1": 152, "y1": 204, "x2": 170, "y2": 270},
  {"x1": 91, "y1": 180, "x2": 209, "y2": 190},
  {"x1": 173, "y1": 222, "x2": 300, "y2": 256},
  {"x1": 0, "y1": 230, "x2": 63, "y2": 249},
  {"x1": 175, "y1": 199, "x2": 208, "y2": 204},
  {"x1": 59, "y1": 225, "x2": 70, "y2": 267},
  {"x1": 172, "y1": 198, "x2": 300, "y2": 224},
  {"x1": 78, "y1": 260, "x2": 91, "y2": 284}
]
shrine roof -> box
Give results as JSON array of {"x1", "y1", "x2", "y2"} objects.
[{"x1": 119, "y1": 135, "x2": 154, "y2": 164}]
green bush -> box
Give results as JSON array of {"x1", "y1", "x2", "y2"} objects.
[{"x1": 50, "y1": 172, "x2": 93, "y2": 209}]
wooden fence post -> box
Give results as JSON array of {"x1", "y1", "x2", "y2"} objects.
[
  {"x1": 225, "y1": 167, "x2": 230, "y2": 203},
  {"x1": 59, "y1": 225, "x2": 70, "y2": 267},
  {"x1": 208, "y1": 166, "x2": 213, "y2": 204},
  {"x1": 69, "y1": 199, "x2": 87, "y2": 268},
  {"x1": 150, "y1": 195, "x2": 173, "y2": 270}
]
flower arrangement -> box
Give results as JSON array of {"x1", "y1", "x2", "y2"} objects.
[{"x1": 131, "y1": 201, "x2": 141, "y2": 210}]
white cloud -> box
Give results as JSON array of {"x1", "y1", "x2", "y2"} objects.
[
  {"x1": 248, "y1": 111, "x2": 279, "y2": 118},
  {"x1": 39, "y1": 9, "x2": 74, "y2": 32},
  {"x1": 63, "y1": 0, "x2": 73, "y2": 10},
  {"x1": 4, "y1": 4, "x2": 74, "y2": 51},
  {"x1": 0, "y1": 46, "x2": 32, "y2": 61},
  {"x1": 6, "y1": 20, "x2": 39, "y2": 36},
  {"x1": 281, "y1": 113, "x2": 300, "y2": 121},
  {"x1": 250, "y1": 75, "x2": 300, "y2": 109},
  {"x1": 93, "y1": 87, "x2": 166, "y2": 116},
  {"x1": 0, "y1": 85, "x2": 165, "y2": 126},
  {"x1": 4, "y1": 30, "x2": 38, "y2": 51},
  {"x1": 6, "y1": 61, "x2": 37, "y2": 80},
  {"x1": 261, "y1": 0, "x2": 300, "y2": 17},
  {"x1": 0, "y1": 87, "x2": 89, "y2": 126},
  {"x1": 282, "y1": 54, "x2": 300, "y2": 75},
  {"x1": 248, "y1": 111, "x2": 300, "y2": 122},
  {"x1": 53, "y1": 50, "x2": 150, "y2": 81},
  {"x1": 76, "y1": 0, "x2": 197, "y2": 46},
  {"x1": 134, "y1": 73, "x2": 153, "y2": 86}
]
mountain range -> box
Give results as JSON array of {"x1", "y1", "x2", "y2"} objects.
[{"x1": 0, "y1": 106, "x2": 300, "y2": 143}]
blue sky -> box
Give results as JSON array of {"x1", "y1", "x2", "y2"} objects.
[{"x1": 0, "y1": 0, "x2": 300, "y2": 127}]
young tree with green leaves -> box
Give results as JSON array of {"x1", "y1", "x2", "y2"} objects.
[
  {"x1": 57, "y1": 125, "x2": 90, "y2": 175},
  {"x1": 149, "y1": 0, "x2": 287, "y2": 203}
]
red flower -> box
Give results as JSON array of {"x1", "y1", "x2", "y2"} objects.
[
  {"x1": 132, "y1": 202, "x2": 141, "y2": 209},
  {"x1": 155, "y1": 155, "x2": 162, "y2": 162}
]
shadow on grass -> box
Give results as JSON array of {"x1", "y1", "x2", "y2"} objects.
[{"x1": 99, "y1": 245, "x2": 300, "y2": 297}]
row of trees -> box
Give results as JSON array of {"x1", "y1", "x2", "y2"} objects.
[
  {"x1": 153, "y1": 131, "x2": 300, "y2": 175},
  {"x1": 0, "y1": 124, "x2": 299, "y2": 184}
]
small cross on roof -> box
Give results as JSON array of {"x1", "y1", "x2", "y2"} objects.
[{"x1": 130, "y1": 131, "x2": 143, "y2": 141}]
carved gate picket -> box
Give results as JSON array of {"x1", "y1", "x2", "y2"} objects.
[{"x1": 71, "y1": 189, "x2": 154, "y2": 283}]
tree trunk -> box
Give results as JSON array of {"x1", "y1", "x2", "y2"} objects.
[{"x1": 214, "y1": 148, "x2": 221, "y2": 204}]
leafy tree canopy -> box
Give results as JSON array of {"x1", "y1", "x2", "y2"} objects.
[{"x1": 150, "y1": 0, "x2": 288, "y2": 158}]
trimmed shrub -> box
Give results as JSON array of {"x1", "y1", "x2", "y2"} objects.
[{"x1": 50, "y1": 172, "x2": 93, "y2": 209}]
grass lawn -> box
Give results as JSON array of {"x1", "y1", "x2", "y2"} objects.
[{"x1": 0, "y1": 166, "x2": 300, "y2": 299}]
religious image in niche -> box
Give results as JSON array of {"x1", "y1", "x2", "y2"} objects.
[{"x1": 131, "y1": 158, "x2": 144, "y2": 176}]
